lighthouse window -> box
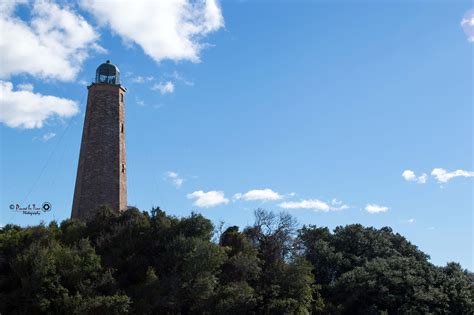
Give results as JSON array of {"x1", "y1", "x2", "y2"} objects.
[
  {"x1": 121, "y1": 94, "x2": 124, "y2": 102},
  {"x1": 121, "y1": 123, "x2": 124, "y2": 133},
  {"x1": 122, "y1": 164, "x2": 125, "y2": 173}
]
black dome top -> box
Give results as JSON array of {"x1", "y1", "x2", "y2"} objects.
[{"x1": 95, "y1": 60, "x2": 120, "y2": 84}]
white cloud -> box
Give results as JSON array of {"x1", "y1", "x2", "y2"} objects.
[
  {"x1": 461, "y1": 17, "x2": 474, "y2": 27},
  {"x1": 0, "y1": 0, "x2": 102, "y2": 81},
  {"x1": 279, "y1": 199, "x2": 330, "y2": 211},
  {"x1": 234, "y1": 188, "x2": 282, "y2": 201},
  {"x1": 33, "y1": 131, "x2": 56, "y2": 142},
  {"x1": 417, "y1": 173, "x2": 428, "y2": 184},
  {"x1": 408, "y1": 218, "x2": 415, "y2": 224},
  {"x1": 283, "y1": 199, "x2": 330, "y2": 211},
  {"x1": 81, "y1": 0, "x2": 224, "y2": 63},
  {"x1": 461, "y1": 9, "x2": 474, "y2": 42},
  {"x1": 402, "y1": 169, "x2": 428, "y2": 184},
  {"x1": 173, "y1": 178, "x2": 184, "y2": 188},
  {"x1": 402, "y1": 170, "x2": 417, "y2": 181},
  {"x1": 131, "y1": 75, "x2": 154, "y2": 84},
  {"x1": 152, "y1": 81, "x2": 174, "y2": 95},
  {"x1": 232, "y1": 193, "x2": 242, "y2": 201},
  {"x1": 0, "y1": 0, "x2": 28, "y2": 16},
  {"x1": 278, "y1": 198, "x2": 349, "y2": 212},
  {"x1": 187, "y1": 190, "x2": 229, "y2": 208},
  {"x1": 365, "y1": 204, "x2": 389, "y2": 214},
  {"x1": 165, "y1": 171, "x2": 184, "y2": 189},
  {"x1": 168, "y1": 70, "x2": 194, "y2": 86},
  {"x1": 431, "y1": 168, "x2": 474, "y2": 183},
  {"x1": 332, "y1": 198, "x2": 350, "y2": 210},
  {"x1": 40, "y1": 132, "x2": 56, "y2": 141},
  {"x1": 17, "y1": 83, "x2": 34, "y2": 92},
  {"x1": 0, "y1": 81, "x2": 79, "y2": 128}
]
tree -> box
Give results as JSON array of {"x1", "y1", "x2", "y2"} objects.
[
  {"x1": 244, "y1": 209, "x2": 315, "y2": 314},
  {"x1": 297, "y1": 224, "x2": 473, "y2": 313},
  {"x1": 1, "y1": 208, "x2": 472, "y2": 314},
  {"x1": 330, "y1": 256, "x2": 448, "y2": 314},
  {"x1": 439, "y1": 262, "x2": 474, "y2": 314},
  {"x1": 1, "y1": 234, "x2": 129, "y2": 314},
  {"x1": 216, "y1": 226, "x2": 261, "y2": 314}
]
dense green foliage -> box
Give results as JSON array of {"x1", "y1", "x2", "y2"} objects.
[{"x1": 1, "y1": 207, "x2": 473, "y2": 314}]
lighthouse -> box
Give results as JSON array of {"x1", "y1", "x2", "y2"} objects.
[{"x1": 71, "y1": 60, "x2": 127, "y2": 220}]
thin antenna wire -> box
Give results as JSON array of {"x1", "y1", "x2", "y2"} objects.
[
  {"x1": 6, "y1": 91, "x2": 88, "y2": 225},
  {"x1": 20, "y1": 92, "x2": 87, "y2": 205}
]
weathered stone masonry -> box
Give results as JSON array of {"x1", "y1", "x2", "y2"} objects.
[{"x1": 71, "y1": 78, "x2": 127, "y2": 220}]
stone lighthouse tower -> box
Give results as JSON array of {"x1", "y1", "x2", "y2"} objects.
[{"x1": 71, "y1": 60, "x2": 127, "y2": 220}]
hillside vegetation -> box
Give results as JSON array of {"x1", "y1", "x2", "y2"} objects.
[{"x1": 1, "y1": 207, "x2": 473, "y2": 314}]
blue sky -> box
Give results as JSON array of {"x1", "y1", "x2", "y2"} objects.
[{"x1": 1, "y1": 0, "x2": 473, "y2": 269}]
